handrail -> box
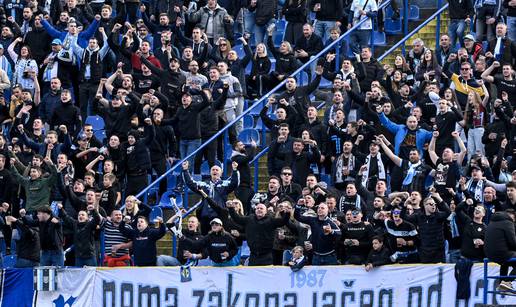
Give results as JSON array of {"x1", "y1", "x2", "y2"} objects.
[
  {"x1": 135, "y1": 0, "x2": 392, "y2": 201},
  {"x1": 377, "y1": 3, "x2": 449, "y2": 62}
]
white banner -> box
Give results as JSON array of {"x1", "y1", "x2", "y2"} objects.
[
  {"x1": 34, "y1": 265, "x2": 516, "y2": 307},
  {"x1": 33, "y1": 268, "x2": 95, "y2": 307}
]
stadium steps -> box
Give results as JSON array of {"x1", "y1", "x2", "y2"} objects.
[{"x1": 376, "y1": 8, "x2": 450, "y2": 65}]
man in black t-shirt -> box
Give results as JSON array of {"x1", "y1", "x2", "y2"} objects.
[{"x1": 429, "y1": 131, "x2": 467, "y2": 202}]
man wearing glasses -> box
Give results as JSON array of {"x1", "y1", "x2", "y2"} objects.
[
  {"x1": 402, "y1": 192, "x2": 451, "y2": 263},
  {"x1": 279, "y1": 166, "x2": 302, "y2": 202},
  {"x1": 443, "y1": 56, "x2": 486, "y2": 109}
]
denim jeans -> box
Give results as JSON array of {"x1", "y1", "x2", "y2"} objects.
[
  {"x1": 15, "y1": 258, "x2": 39, "y2": 268},
  {"x1": 312, "y1": 253, "x2": 339, "y2": 265},
  {"x1": 40, "y1": 250, "x2": 64, "y2": 266},
  {"x1": 243, "y1": 9, "x2": 276, "y2": 46},
  {"x1": 179, "y1": 139, "x2": 202, "y2": 167},
  {"x1": 75, "y1": 256, "x2": 97, "y2": 267},
  {"x1": 467, "y1": 127, "x2": 485, "y2": 161},
  {"x1": 157, "y1": 255, "x2": 182, "y2": 266},
  {"x1": 349, "y1": 29, "x2": 371, "y2": 54},
  {"x1": 448, "y1": 19, "x2": 465, "y2": 48},
  {"x1": 475, "y1": 20, "x2": 495, "y2": 42},
  {"x1": 508, "y1": 16, "x2": 516, "y2": 42},
  {"x1": 314, "y1": 20, "x2": 336, "y2": 42},
  {"x1": 447, "y1": 249, "x2": 461, "y2": 264}
]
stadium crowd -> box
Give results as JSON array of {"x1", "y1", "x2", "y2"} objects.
[{"x1": 0, "y1": 0, "x2": 514, "y2": 292}]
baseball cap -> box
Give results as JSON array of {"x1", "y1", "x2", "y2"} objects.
[
  {"x1": 463, "y1": 34, "x2": 475, "y2": 42},
  {"x1": 210, "y1": 218, "x2": 223, "y2": 226},
  {"x1": 51, "y1": 38, "x2": 62, "y2": 45}
]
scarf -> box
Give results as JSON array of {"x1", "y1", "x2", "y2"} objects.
[
  {"x1": 335, "y1": 154, "x2": 355, "y2": 183},
  {"x1": 362, "y1": 154, "x2": 386, "y2": 188},
  {"x1": 402, "y1": 161, "x2": 422, "y2": 186},
  {"x1": 466, "y1": 178, "x2": 484, "y2": 203},
  {"x1": 447, "y1": 212, "x2": 460, "y2": 238},
  {"x1": 494, "y1": 37, "x2": 504, "y2": 61}
]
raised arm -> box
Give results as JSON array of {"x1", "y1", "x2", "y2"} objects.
[
  {"x1": 428, "y1": 131, "x2": 439, "y2": 165},
  {"x1": 377, "y1": 136, "x2": 402, "y2": 167}
]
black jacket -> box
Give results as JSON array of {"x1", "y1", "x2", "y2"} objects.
[
  {"x1": 456, "y1": 202, "x2": 486, "y2": 261},
  {"x1": 60, "y1": 208, "x2": 101, "y2": 258},
  {"x1": 166, "y1": 90, "x2": 210, "y2": 140},
  {"x1": 119, "y1": 221, "x2": 166, "y2": 266},
  {"x1": 184, "y1": 230, "x2": 238, "y2": 263},
  {"x1": 267, "y1": 35, "x2": 299, "y2": 75},
  {"x1": 229, "y1": 208, "x2": 289, "y2": 255},
  {"x1": 24, "y1": 215, "x2": 63, "y2": 252},
  {"x1": 124, "y1": 125, "x2": 155, "y2": 175},
  {"x1": 403, "y1": 201, "x2": 451, "y2": 251},
  {"x1": 310, "y1": 0, "x2": 343, "y2": 21},
  {"x1": 356, "y1": 59, "x2": 384, "y2": 92},
  {"x1": 366, "y1": 245, "x2": 391, "y2": 267},
  {"x1": 13, "y1": 219, "x2": 40, "y2": 262},
  {"x1": 484, "y1": 211, "x2": 516, "y2": 263}
]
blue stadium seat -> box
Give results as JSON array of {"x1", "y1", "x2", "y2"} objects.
[
  {"x1": 273, "y1": 31, "x2": 284, "y2": 47},
  {"x1": 94, "y1": 130, "x2": 106, "y2": 142},
  {"x1": 225, "y1": 143, "x2": 234, "y2": 162},
  {"x1": 320, "y1": 77, "x2": 333, "y2": 88},
  {"x1": 297, "y1": 71, "x2": 309, "y2": 84},
  {"x1": 233, "y1": 45, "x2": 245, "y2": 58},
  {"x1": 2, "y1": 255, "x2": 16, "y2": 268},
  {"x1": 149, "y1": 206, "x2": 163, "y2": 222},
  {"x1": 159, "y1": 191, "x2": 183, "y2": 209},
  {"x1": 372, "y1": 31, "x2": 387, "y2": 46},
  {"x1": 320, "y1": 174, "x2": 332, "y2": 186},
  {"x1": 85, "y1": 116, "x2": 105, "y2": 131},
  {"x1": 276, "y1": 19, "x2": 287, "y2": 32},
  {"x1": 248, "y1": 102, "x2": 265, "y2": 116},
  {"x1": 254, "y1": 117, "x2": 269, "y2": 131},
  {"x1": 385, "y1": 19, "x2": 401, "y2": 34},
  {"x1": 270, "y1": 58, "x2": 276, "y2": 72},
  {"x1": 238, "y1": 128, "x2": 260, "y2": 146},
  {"x1": 385, "y1": 6, "x2": 395, "y2": 18},
  {"x1": 408, "y1": 5, "x2": 419, "y2": 20},
  {"x1": 243, "y1": 114, "x2": 254, "y2": 129}
]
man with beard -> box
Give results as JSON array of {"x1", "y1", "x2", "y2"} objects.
[{"x1": 157, "y1": 216, "x2": 205, "y2": 266}]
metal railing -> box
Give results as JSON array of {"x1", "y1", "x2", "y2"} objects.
[
  {"x1": 483, "y1": 258, "x2": 516, "y2": 303},
  {"x1": 378, "y1": 1, "x2": 449, "y2": 62},
  {"x1": 135, "y1": 0, "x2": 393, "y2": 202}
]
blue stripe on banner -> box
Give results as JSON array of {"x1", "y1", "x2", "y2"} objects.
[{"x1": 1, "y1": 269, "x2": 34, "y2": 307}]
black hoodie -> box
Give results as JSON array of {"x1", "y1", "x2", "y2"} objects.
[{"x1": 484, "y1": 211, "x2": 516, "y2": 263}]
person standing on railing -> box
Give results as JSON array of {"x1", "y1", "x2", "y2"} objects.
[
  {"x1": 181, "y1": 160, "x2": 240, "y2": 235},
  {"x1": 310, "y1": 0, "x2": 344, "y2": 42},
  {"x1": 447, "y1": 0, "x2": 473, "y2": 48},
  {"x1": 484, "y1": 209, "x2": 516, "y2": 291},
  {"x1": 348, "y1": 0, "x2": 377, "y2": 54}
]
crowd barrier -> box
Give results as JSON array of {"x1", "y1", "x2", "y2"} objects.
[{"x1": 1, "y1": 264, "x2": 515, "y2": 306}]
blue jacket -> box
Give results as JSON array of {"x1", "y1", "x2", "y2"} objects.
[
  {"x1": 378, "y1": 112, "x2": 432, "y2": 157},
  {"x1": 41, "y1": 19, "x2": 99, "y2": 49},
  {"x1": 182, "y1": 170, "x2": 240, "y2": 219}
]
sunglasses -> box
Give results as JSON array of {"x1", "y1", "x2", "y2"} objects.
[{"x1": 282, "y1": 173, "x2": 292, "y2": 176}]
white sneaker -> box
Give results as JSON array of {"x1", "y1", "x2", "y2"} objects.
[{"x1": 497, "y1": 281, "x2": 514, "y2": 291}]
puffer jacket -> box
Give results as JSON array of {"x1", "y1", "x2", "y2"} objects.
[
  {"x1": 484, "y1": 211, "x2": 516, "y2": 263},
  {"x1": 188, "y1": 4, "x2": 233, "y2": 41}
]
